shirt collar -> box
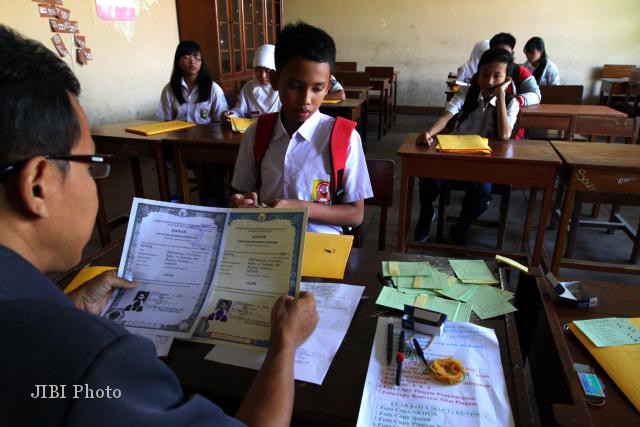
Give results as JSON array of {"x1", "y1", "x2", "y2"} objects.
[
  {"x1": 0, "y1": 245, "x2": 72, "y2": 307},
  {"x1": 275, "y1": 109, "x2": 323, "y2": 143},
  {"x1": 477, "y1": 90, "x2": 497, "y2": 107}
]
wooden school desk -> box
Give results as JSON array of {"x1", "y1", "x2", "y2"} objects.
[
  {"x1": 91, "y1": 121, "x2": 171, "y2": 245},
  {"x1": 515, "y1": 272, "x2": 640, "y2": 426},
  {"x1": 54, "y1": 243, "x2": 538, "y2": 427},
  {"x1": 319, "y1": 97, "x2": 367, "y2": 148},
  {"x1": 369, "y1": 77, "x2": 391, "y2": 140},
  {"x1": 162, "y1": 123, "x2": 243, "y2": 205},
  {"x1": 518, "y1": 104, "x2": 626, "y2": 133},
  {"x1": 550, "y1": 141, "x2": 640, "y2": 275},
  {"x1": 396, "y1": 134, "x2": 562, "y2": 267}
]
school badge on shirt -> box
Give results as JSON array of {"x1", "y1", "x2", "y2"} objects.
[
  {"x1": 311, "y1": 179, "x2": 331, "y2": 205},
  {"x1": 199, "y1": 108, "x2": 209, "y2": 121}
]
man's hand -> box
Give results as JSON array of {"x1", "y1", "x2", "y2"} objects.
[
  {"x1": 416, "y1": 131, "x2": 435, "y2": 147},
  {"x1": 230, "y1": 192, "x2": 259, "y2": 208},
  {"x1": 270, "y1": 291, "x2": 319, "y2": 350},
  {"x1": 69, "y1": 270, "x2": 136, "y2": 315}
]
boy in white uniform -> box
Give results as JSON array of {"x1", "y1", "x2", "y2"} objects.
[
  {"x1": 223, "y1": 44, "x2": 281, "y2": 120},
  {"x1": 230, "y1": 22, "x2": 372, "y2": 234}
]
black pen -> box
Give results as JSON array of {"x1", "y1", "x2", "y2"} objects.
[
  {"x1": 412, "y1": 337, "x2": 429, "y2": 368},
  {"x1": 396, "y1": 330, "x2": 405, "y2": 386},
  {"x1": 387, "y1": 323, "x2": 393, "y2": 364}
]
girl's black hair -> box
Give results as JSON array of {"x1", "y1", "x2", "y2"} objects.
[
  {"x1": 524, "y1": 37, "x2": 547, "y2": 83},
  {"x1": 170, "y1": 40, "x2": 213, "y2": 104},
  {"x1": 456, "y1": 48, "x2": 516, "y2": 138}
]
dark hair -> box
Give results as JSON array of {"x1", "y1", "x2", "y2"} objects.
[
  {"x1": 457, "y1": 48, "x2": 516, "y2": 137},
  {"x1": 523, "y1": 37, "x2": 547, "y2": 83},
  {"x1": 275, "y1": 21, "x2": 336, "y2": 73},
  {"x1": 489, "y1": 32, "x2": 516, "y2": 50},
  {"x1": 0, "y1": 25, "x2": 81, "y2": 173},
  {"x1": 170, "y1": 40, "x2": 213, "y2": 104}
]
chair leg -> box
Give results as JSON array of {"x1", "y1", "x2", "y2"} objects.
[
  {"x1": 607, "y1": 204, "x2": 620, "y2": 235},
  {"x1": 549, "y1": 175, "x2": 565, "y2": 230},
  {"x1": 564, "y1": 195, "x2": 583, "y2": 258},
  {"x1": 496, "y1": 188, "x2": 510, "y2": 250},
  {"x1": 590, "y1": 203, "x2": 601, "y2": 218},
  {"x1": 631, "y1": 220, "x2": 640, "y2": 264},
  {"x1": 436, "y1": 189, "x2": 448, "y2": 243}
]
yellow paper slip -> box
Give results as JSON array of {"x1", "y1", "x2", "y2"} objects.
[
  {"x1": 436, "y1": 134, "x2": 491, "y2": 154},
  {"x1": 63, "y1": 266, "x2": 117, "y2": 294},
  {"x1": 125, "y1": 120, "x2": 196, "y2": 136},
  {"x1": 301, "y1": 232, "x2": 353, "y2": 279},
  {"x1": 321, "y1": 99, "x2": 342, "y2": 104},
  {"x1": 230, "y1": 116, "x2": 256, "y2": 133},
  {"x1": 568, "y1": 320, "x2": 640, "y2": 412}
]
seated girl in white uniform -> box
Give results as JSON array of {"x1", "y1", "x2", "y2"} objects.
[
  {"x1": 158, "y1": 40, "x2": 227, "y2": 124},
  {"x1": 222, "y1": 44, "x2": 280, "y2": 121}
]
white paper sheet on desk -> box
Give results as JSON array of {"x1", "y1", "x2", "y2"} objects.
[
  {"x1": 136, "y1": 332, "x2": 173, "y2": 357},
  {"x1": 357, "y1": 317, "x2": 514, "y2": 427},
  {"x1": 204, "y1": 281, "x2": 364, "y2": 385}
]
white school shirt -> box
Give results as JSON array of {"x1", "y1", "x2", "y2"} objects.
[
  {"x1": 445, "y1": 86, "x2": 519, "y2": 137},
  {"x1": 157, "y1": 78, "x2": 228, "y2": 124},
  {"x1": 231, "y1": 110, "x2": 373, "y2": 234},
  {"x1": 524, "y1": 60, "x2": 560, "y2": 86},
  {"x1": 230, "y1": 78, "x2": 281, "y2": 118}
]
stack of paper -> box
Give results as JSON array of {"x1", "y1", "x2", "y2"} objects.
[
  {"x1": 375, "y1": 259, "x2": 517, "y2": 321},
  {"x1": 229, "y1": 116, "x2": 256, "y2": 133},
  {"x1": 125, "y1": 120, "x2": 196, "y2": 136},
  {"x1": 436, "y1": 134, "x2": 492, "y2": 154}
]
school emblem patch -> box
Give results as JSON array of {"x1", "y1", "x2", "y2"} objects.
[
  {"x1": 199, "y1": 108, "x2": 209, "y2": 120},
  {"x1": 312, "y1": 179, "x2": 331, "y2": 205}
]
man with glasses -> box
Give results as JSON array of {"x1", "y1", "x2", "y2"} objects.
[{"x1": 0, "y1": 26, "x2": 318, "y2": 427}]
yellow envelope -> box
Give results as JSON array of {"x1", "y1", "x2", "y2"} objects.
[
  {"x1": 568, "y1": 320, "x2": 640, "y2": 412},
  {"x1": 63, "y1": 266, "x2": 117, "y2": 294},
  {"x1": 321, "y1": 99, "x2": 343, "y2": 104},
  {"x1": 301, "y1": 232, "x2": 353, "y2": 279},
  {"x1": 230, "y1": 116, "x2": 256, "y2": 133},
  {"x1": 436, "y1": 134, "x2": 491, "y2": 154},
  {"x1": 125, "y1": 120, "x2": 196, "y2": 136}
]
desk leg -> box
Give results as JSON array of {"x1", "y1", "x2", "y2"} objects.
[
  {"x1": 362, "y1": 98, "x2": 368, "y2": 148},
  {"x1": 95, "y1": 181, "x2": 111, "y2": 247},
  {"x1": 533, "y1": 184, "x2": 555, "y2": 267},
  {"x1": 551, "y1": 173, "x2": 578, "y2": 273},
  {"x1": 377, "y1": 94, "x2": 383, "y2": 140},
  {"x1": 521, "y1": 188, "x2": 538, "y2": 253},
  {"x1": 154, "y1": 145, "x2": 169, "y2": 201},
  {"x1": 130, "y1": 157, "x2": 144, "y2": 197},
  {"x1": 397, "y1": 172, "x2": 413, "y2": 253},
  {"x1": 173, "y1": 144, "x2": 191, "y2": 204},
  {"x1": 382, "y1": 89, "x2": 388, "y2": 136}
]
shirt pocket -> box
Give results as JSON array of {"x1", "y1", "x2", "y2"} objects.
[{"x1": 194, "y1": 101, "x2": 213, "y2": 124}]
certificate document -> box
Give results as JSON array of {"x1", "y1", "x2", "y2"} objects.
[
  {"x1": 192, "y1": 210, "x2": 306, "y2": 348},
  {"x1": 103, "y1": 199, "x2": 228, "y2": 338}
]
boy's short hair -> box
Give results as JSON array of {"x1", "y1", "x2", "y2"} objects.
[
  {"x1": 0, "y1": 25, "x2": 81, "y2": 172},
  {"x1": 274, "y1": 21, "x2": 336, "y2": 73},
  {"x1": 489, "y1": 32, "x2": 516, "y2": 50}
]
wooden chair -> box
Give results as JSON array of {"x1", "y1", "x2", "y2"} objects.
[
  {"x1": 515, "y1": 113, "x2": 574, "y2": 141},
  {"x1": 602, "y1": 64, "x2": 637, "y2": 78},
  {"x1": 540, "y1": 85, "x2": 583, "y2": 105},
  {"x1": 563, "y1": 116, "x2": 640, "y2": 262},
  {"x1": 335, "y1": 61, "x2": 357, "y2": 71},
  {"x1": 365, "y1": 66, "x2": 395, "y2": 138},
  {"x1": 352, "y1": 159, "x2": 395, "y2": 250},
  {"x1": 600, "y1": 64, "x2": 637, "y2": 107},
  {"x1": 335, "y1": 71, "x2": 370, "y2": 97}
]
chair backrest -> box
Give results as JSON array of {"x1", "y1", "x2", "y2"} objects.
[
  {"x1": 364, "y1": 66, "x2": 394, "y2": 81},
  {"x1": 540, "y1": 85, "x2": 583, "y2": 105},
  {"x1": 516, "y1": 114, "x2": 573, "y2": 140},
  {"x1": 334, "y1": 71, "x2": 370, "y2": 87},
  {"x1": 335, "y1": 61, "x2": 357, "y2": 71},
  {"x1": 602, "y1": 64, "x2": 637, "y2": 78},
  {"x1": 353, "y1": 158, "x2": 395, "y2": 250},
  {"x1": 569, "y1": 116, "x2": 640, "y2": 144}
]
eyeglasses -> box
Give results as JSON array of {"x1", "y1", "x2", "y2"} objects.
[
  {"x1": 0, "y1": 154, "x2": 113, "y2": 182},
  {"x1": 180, "y1": 54, "x2": 202, "y2": 63}
]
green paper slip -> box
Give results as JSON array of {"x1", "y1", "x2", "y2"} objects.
[
  {"x1": 453, "y1": 302, "x2": 473, "y2": 323},
  {"x1": 573, "y1": 318, "x2": 640, "y2": 347},
  {"x1": 449, "y1": 259, "x2": 499, "y2": 284},
  {"x1": 435, "y1": 282, "x2": 479, "y2": 302},
  {"x1": 468, "y1": 285, "x2": 517, "y2": 319},
  {"x1": 392, "y1": 276, "x2": 415, "y2": 288},
  {"x1": 399, "y1": 287, "x2": 437, "y2": 296},
  {"x1": 375, "y1": 286, "x2": 417, "y2": 311},
  {"x1": 382, "y1": 261, "x2": 432, "y2": 277},
  {"x1": 413, "y1": 270, "x2": 449, "y2": 289},
  {"x1": 414, "y1": 294, "x2": 461, "y2": 320},
  {"x1": 496, "y1": 288, "x2": 514, "y2": 301}
]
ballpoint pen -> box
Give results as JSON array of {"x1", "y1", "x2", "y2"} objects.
[
  {"x1": 412, "y1": 337, "x2": 429, "y2": 368},
  {"x1": 396, "y1": 330, "x2": 405, "y2": 386},
  {"x1": 387, "y1": 323, "x2": 394, "y2": 365}
]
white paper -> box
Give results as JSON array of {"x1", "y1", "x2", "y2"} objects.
[
  {"x1": 204, "y1": 281, "x2": 365, "y2": 385},
  {"x1": 136, "y1": 332, "x2": 173, "y2": 357},
  {"x1": 357, "y1": 317, "x2": 514, "y2": 427}
]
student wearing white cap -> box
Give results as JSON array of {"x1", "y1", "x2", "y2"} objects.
[{"x1": 222, "y1": 44, "x2": 281, "y2": 121}]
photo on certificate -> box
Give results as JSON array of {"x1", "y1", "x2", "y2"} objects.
[
  {"x1": 103, "y1": 199, "x2": 229, "y2": 338},
  {"x1": 192, "y1": 209, "x2": 307, "y2": 348}
]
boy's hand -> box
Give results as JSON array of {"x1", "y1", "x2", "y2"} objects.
[
  {"x1": 221, "y1": 111, "x2": 234, "y2": 123},
  {"x1": 494, "y1": 77, "x2": 513, "y2": 97},
  {"x1": 69, "y1": 270, "x2": 136, "y2": 315},
  {"x1": 230, "y1": 192, "x2": 259, "y2": 208},
  {"x1": 416, "y1": 131, "x2": 435, "y2": 147},
  {"x1": 270, "y1": 291, "x2": 319, "y2": 350}
]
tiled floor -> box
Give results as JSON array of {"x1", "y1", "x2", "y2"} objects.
[{"x1": 89, "y1": 114, "x2": 640, "y2": 284}]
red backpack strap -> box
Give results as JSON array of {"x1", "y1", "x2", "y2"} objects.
[
  {"x1": 329, "y1": 116, "x2": 357, "y2": 202},
  {"x1": 254, "y1": 112, "x2": 279, "y2": 189}
]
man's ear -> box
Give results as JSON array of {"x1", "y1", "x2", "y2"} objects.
[
  {"x1": 15, "y1": 157, "x2": 58, "y2": 219},
  {"x1": 269, "y1": 70, "x2": 279, "y2": 91}
]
